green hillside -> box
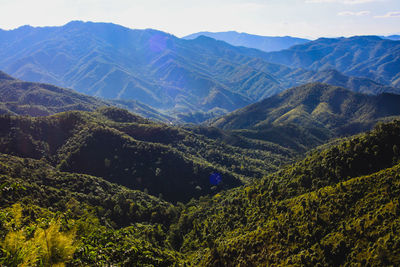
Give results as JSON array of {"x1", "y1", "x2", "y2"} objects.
[
  {"x1": 0, "y1": 71, "x2": 172, "y2": 122},
  {"x1": 211, "y1": 83, "x2": 400, "y2": 150},
  {"x1": 0, "y1": 107, "x2": 293, "y2": 202},
  {"x1": 0, "y1": 154, "x2": 185, "y2": 266},
  {"x1": 170, "y1": 119, "x2": 400, "y2": 265},
  {"x1": 1, "y1": 119, "x2": 399, "y2": 266},
  {"x1": 0, "y1": 70, "x2": 104, "y2": 116}
]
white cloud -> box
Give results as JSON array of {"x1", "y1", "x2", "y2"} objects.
[
  {"x1": 306, "y1": 0, "x2": 378, "y2": 4},
  {"x1": 374, "y1": 11, "x2": 400, "y2": 18},
  {"x1": 338, "y1": 10, "x2": 370, "y2": 16}
]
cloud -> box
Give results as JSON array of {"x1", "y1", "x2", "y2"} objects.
[
  {"x1": 338, "y1": 10, "x2": 370, "y2": 16},
  {"x1": 374, "y1": 11, "x2": 400, "y2": 18},
  {"x1": 306, "y1": 0, "x2": 378, "y2": 4}
]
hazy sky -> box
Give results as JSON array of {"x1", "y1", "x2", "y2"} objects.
[{"x1": 0, "y1": 0, "x2": 399, "y2": 38}]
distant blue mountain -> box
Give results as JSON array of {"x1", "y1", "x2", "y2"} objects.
[
  {"x1": 382, "y1": 35, "x2": 400, "y2": 41},
  {"x1": 0, "y1": 22, "x2": 397, "y2": 120},
  {"x1": 183, "y1": 31, "x2": 310, "y2": 52},
  {"x1": 262, "y1": 36, "x2": 400, "y2": 87}
]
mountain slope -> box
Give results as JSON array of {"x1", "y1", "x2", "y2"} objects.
[
  {"x1": 0, "y1": 70, "x2": 104, "y2": 116},
  {"x1": 0, "y1": 22, "x2": 396, "y2": 118},
  {"x1": 0, "y1": 22, "x2": 253, "y2": 113},
  {"x1": 0, "y1": 153, "x2": 185, "y2": 265},
  {"x1": 183, "y1": 31, "x2": 310, "y2": 52},
  {"x1": 263, "y1": 36, "x2": 400, "y2": 87},
  {"x1": 0, "y1": 107, "x2": 294, "y2": 202},
  {"x1": 212, "y1": 83, "x2": 400, "y2": 131},
  {"x1": 303, "y1": 69, "x2": 398, "y2": 94},
  {"x1": 0, "y1": 71, "x2": 173, "y2": 122},
  {"x1": 210, "y1": 83, "x2": 400, "y2": 150},
  {"x1": 172, "y1": 120, "x2": 400, "y2": 266},
  {"x1": 1, "y1": 116, "x2": 400, "y2": 265}
]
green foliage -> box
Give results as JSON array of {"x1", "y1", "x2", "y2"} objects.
[
  {"x1": 73, "y1": 225, "x2": 184, "y2": 266},
  {"x1": 176, "y1": 170, "x2": 400, "y2": 265},
  {"x1": 0, "y1": 204, "x2": 77, "y2": 266},
  {"x1": 0, "y1": 203, "x2": 184, "y2": 266},
  {"x1": 211, "y1": 83, "x2": 400, "y2": 151},
  {"x1": 0, "y1": 109, "x2": 294, "y2": 202},
  {"x1": 0, "y1": 153, "x2": 177, "y2": 229},
  {"x1": 166, "y1": 120, "x2": 400, "y2": 265},
  {"x1": 1, "y1": 108, "x2": 400, "y2": 265},
  {"x1": 262, "y1": 119, "x2": 400, "y2": 200}
]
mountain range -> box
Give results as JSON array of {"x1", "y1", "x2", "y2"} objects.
[
  {"x1": 263, "y1": 36, "x2": 400, "y2": 87},
  {"x1": 210, "y1": 83, "x2": 400, "y2": 151},
  {"x1": 1, "y1": 68, "x2": 399, "y2": 153},
  {"x1": 211, "y1": 83, "x2": 400, "y2": 132},
  {"x1": 183, "y1": 31, "x2": 310, "y2": 52},
  {"x1": 0, "y1": 70, "x2": 172, "y2": 122},
  {"x1": 0, "y1": 21, "x2": 398, "y2": 122},
  {"x1": 3, "y1": 79, "x2": 398, "y2": 204},
  {"x1": 0, "y1": 106, "x2": 298, "y2": 202},
  {"x1": 1, "y1": 112, "x2": 400, "y2": 265},
  {"x1": 1, "y1": 20, "x2": 400, "y2": 266}
]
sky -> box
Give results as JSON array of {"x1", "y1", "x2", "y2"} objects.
[{"x1": 0, "y1": 0, "x2": 399, "y2": 38}]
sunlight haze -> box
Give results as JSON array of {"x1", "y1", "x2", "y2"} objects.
[{"x1": 0, "y1": 0, "x2": 399, "y2": 37}]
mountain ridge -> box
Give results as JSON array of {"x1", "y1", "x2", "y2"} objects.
[
  {"x1": 0, "y1": 70, "x2": 172, "y2": 122},
  {"x1": 210, "y1": 83, "x2": 400, "y2": 151},
  {"x1": 1, "y1": 21, "x2": 397, "y2": 121},
  {"x1": 183, "y1": 31, "x2": 310, "y2": 52},
  {"x1": 0, "y1": 107, "x2": 296, "y2": 202},
  {"x1": 263, "y1": 35, "x2": 400, "y2": 87}
]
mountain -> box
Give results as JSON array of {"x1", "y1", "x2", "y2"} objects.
[
  {"x1": 382, "y1": 35, "x2": 400, "y2": 41},
  {"x1": 0, "y1": 70, "x2": 172, "y2": 122},
  {"x1": 0, "y1": 70, "x2": 104, "y2": 116},
  {"x1": 171, "y1": 120, "x2": 400, "y2": 265},
  {"x1": 263, "y1": 36, "x2": 400, "y2": 87},
  {"x1": 2, "y1": 119, "x2": 399, "y2": 266},
  {"x1": 302, "y1": 69, "x2": 398, "y2": 95},
  {"x1": 0, "y1": 153, "x2": 175, "y2": 229},
  {"x1": 0, "y1": 107, "x2": 295, "y2": 202},
  {"x1": 0, "y1": 21, "x2": 253, "y2": 114},
  {"x1": 0, "y1": 22, "x2": 396, "y2": 120},
  {"x1": 183, "y1": 31, "x2": 310, "y2": 52},
  {"x1": 210, "y1": 83, "x2": 400, "y2": 150},
  {"x1": 2, "y1": 21, "x2": 400, "y2": 267}
]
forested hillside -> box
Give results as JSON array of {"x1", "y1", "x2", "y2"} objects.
[
  {"x1": 0, "y1": 70, "x2": 104, "y2": 116},
  {"x1": 0, "y1": 71, "x2": 172, "y2": 122},
  {"x1": 0, "y1": 154, "x2": 185, "y2": 266},
  {"x1": 1, "y1": 119, "x2": 399, "y2": 266},
  {"x1": 211, "y1": 83, "x2": 400, "y2": 151},
  {"x1": 0, "y1": 107, "x2": 293, "y2": 202},
  {"x1": 167, "y1": 120, "x2": 400, "y2": 265}
]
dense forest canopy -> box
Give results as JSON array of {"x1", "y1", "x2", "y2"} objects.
[{"x1": 1, "y1": 107, "x2": 400, "y2": 265}]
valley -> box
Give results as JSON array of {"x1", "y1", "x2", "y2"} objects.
[{"x1": 0, "y1": 18, "x2": 400, "y2": 266}]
